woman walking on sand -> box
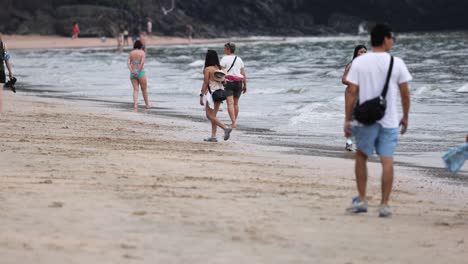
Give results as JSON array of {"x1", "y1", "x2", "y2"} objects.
[
  {"x1": 127, "y1": 40, "x2": 151, "y2": 111},
  {"x1": 199, "y1": 50, "x2": 232, "y2": 142}
]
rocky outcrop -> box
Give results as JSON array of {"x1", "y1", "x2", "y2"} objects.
[{"x1": 0, "y1": 0, "x2": 467, "y2": 37}]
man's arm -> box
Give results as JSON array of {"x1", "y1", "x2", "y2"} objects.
[
  {"x1": 241, "y1": 67, "x2": 247, "y2": 94},
  {"x1": 344, "y1": 83, "x2": 358, "y2": 137},
  {"x1": 399, "y1": 82, "x2": 410, "y2": 134}
]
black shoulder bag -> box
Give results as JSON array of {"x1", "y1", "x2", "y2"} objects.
[{"x1": 353, "y1": 56, "x2": 394, "y2": 125}]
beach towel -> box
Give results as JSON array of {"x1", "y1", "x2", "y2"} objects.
[{"x1": 442, "y1": 143, "x2": 468, "y2": 175}]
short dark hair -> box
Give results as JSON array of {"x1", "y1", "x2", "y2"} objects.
[
  {"x1": 224, "y1": 42, "x2": 236, "y2": 53},
  {"x1": 133, "y1": 40, "x2": 143, "y2": 50},
  {"x1": 371, "y1": 24, "x2": 393, "y2": 47}
]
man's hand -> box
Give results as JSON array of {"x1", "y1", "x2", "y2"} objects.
[
  {"x1": 344, "y1": 121, "x2": 352, "y2": 138},
  {"x1": 399, "y1": 118, "x2": 408, "y2": 135},
  {"x1": 199, "y1": 96, "x2": 204, "y2": 106},
  {"x1": 242, "y1": 84, "x2": 247, "y2": 94}
]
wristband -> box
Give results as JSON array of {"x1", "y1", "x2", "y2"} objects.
[{"x1": 199, "y1": 93, "x2": 203, "y2": 97}]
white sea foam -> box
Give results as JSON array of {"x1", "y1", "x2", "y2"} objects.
[
  {"x1": 414, "y1": 86, "x2": 446, "y2": 96},
  {"x1": 456, "y1": 84, "x2": 468, "y2": 93},
  {"x1": 189, "y1": 60, "x2": 205, "y2": 67}
]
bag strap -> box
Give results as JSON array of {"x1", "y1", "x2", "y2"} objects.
[
  {"x1": 227, "y1": 56, "x2": 237, "y2": 73},
  {"x1": 0, "y1": 42, "x2": 4, "y2": 63},
  {"x1": 381, "y1": 56, "x2": 394, "y2": 99}
]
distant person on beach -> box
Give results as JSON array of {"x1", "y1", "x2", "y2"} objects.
[
  {"x1": 139, "y1": 31, "x2": 147, "y2": 52},
  {"x1": 199, "y1": 50, "x2": 232, "y2": 142},
  {"x1": 0, "y1": 33, "x2": 14, "y2": 112},
  {"x1": 117, "y1": 30, "x2": 124, "y2": 53},
  {"x1": 220, "y1": 42, "x2": 247, "y2": 129},
  {"x1": 186, "y1": 24, "x2": 193, "y2": 43},
  {"x1": 72, "y1": 22, "x2": 80, "y2": 39},
  {"x1": 123, "y1": 27, "x2": 129, "y2": 46},
  {"x1": 127, "y1": 40, "x2": 151, "y2": 111},
  {"x1": 131, "y1": 25, "x2": 139, "y2": 43},
  {"x1": 342, "y1": 45, "x2": 367, "y2": 151},
  {"x1": 344, "y1": 24, "x2": 412, "y2": 218},
  {"x1": 147, "y1": 18, "x2": 152, "y2": 36}
]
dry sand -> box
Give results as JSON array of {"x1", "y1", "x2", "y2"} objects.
[
  {"x1": 0, "y1": 35, "x2": 467, "y2": 263},
  {"x1": 0, "y1": 91, "x2": 467, "y2": 264},
  {"x1": 2, "y1": 35, "x2": 229, "y2": 50}
]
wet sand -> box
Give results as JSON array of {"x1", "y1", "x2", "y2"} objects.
[{"x1": 0, "y1": 92, "x2": 467, "y2": 263}]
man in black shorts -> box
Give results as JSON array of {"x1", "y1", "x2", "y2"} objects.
[{"x1": 220, "y1": 42, "x2": 247, "y2": 129}]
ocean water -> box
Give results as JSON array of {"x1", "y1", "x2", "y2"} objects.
[{"x1": 10, "y1": 32, "x2": 468, "y2": 175}]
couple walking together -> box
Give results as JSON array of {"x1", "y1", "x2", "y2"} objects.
[{"x1": 200, "y1": 42, "x2": 247, "y2": 142}]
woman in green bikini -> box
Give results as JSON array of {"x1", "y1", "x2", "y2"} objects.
[{"x1": 127, "y1": 40, "x2": 151, "y2": 111}]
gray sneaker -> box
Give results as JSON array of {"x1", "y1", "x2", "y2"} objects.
[
  {"x1": 223, "y1": 127, "x2": 232, "y2": 141},
  {"x1": 346, "y1": 197, "x2": 368, "y2": 214},
  {"x1": 378, "y1": 205, "x2": 392, "y2": 218},
  {"x1": 203, "y1": 137, "x2": 218, "y2": 142}
]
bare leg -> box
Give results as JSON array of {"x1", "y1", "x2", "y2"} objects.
[
  {"x1": 355, "y1": 151, "x2": 368, "y2": 201},
  {"x1": 206, "y1": 103, "x2": 226, "y2": 137},
  {"x1": 380, "y1": 156, "x2": 394, "y2": 205},
  {"x1": 233, "y1": 96, "x2": 240, "y2": 121},
  {"x1": 226, "y1": 96, "x2": 236, "y2": 128},
  {"x1": 131, "y1": 78, "x2": 139, "y2": 111},
  {"x1": 139, "y1": 75, "x2": 152, "y2": 108},
  {"x1": 210, "y1": 103, "x2": 222, "y2": 137}
]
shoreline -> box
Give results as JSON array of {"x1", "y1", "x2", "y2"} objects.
[
  {"x1": 25, "y1": 91, "x2": 468, "y2": 181},
  {"x1": 1, "y1": 92, "x2": 467, "y2": 263},
  {"x1": 5, "y1": 33, "x2": 466, "y2": 178},
  {"x1": 3, "y1": 35, "x2": 232, "y2": 50}
]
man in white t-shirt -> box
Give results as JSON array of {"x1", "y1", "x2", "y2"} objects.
[
  {"x1": 344, "y1": 24, "x2": 412, "y2": 218},
  {"x1": 220, "y1": 42, "x2": 247, "y2": 129}
]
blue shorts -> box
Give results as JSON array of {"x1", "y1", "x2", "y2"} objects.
[{"x1": 351, "y1": 123, "x2": 399, "y2": 157}]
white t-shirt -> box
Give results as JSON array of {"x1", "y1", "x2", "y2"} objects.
[
  {"x1": 346, "y1": 52, "x2": 412, "y2": 128},
  {"x1": 220, "y1": 55, "x2": 245, "y2": 79}
]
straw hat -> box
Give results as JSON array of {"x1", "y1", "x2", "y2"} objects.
[{"x1": 213, "y1": 69, "x2": 226, "y2": 82}]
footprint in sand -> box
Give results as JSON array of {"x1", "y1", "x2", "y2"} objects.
[{"x1": 48, "y1": 201, "x2": 64, "y2": 208}]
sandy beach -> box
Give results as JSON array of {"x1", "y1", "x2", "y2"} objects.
[
  {"x1": 1, "y1": 35, "x2": 467, "y2": 263},
  {"x1": 3, "y1": 35, "x2": 229, "y2": 50}
]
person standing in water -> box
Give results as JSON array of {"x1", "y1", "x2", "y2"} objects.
[
  {"x1": 199, "y1": 50, "x2": 232, "y2": 142},
  {"x1": 0, "y1": 33, "x2": 14, "y2": 113},
  {"x1": 127, "y1": 40, "x2": 151, "y2": 111},
  {"x1": 220, "y1": 42, "x2": 247, "y2": 129},
  {"x1": 342, "y1": 45, "x2": 367, "y2": 151}
]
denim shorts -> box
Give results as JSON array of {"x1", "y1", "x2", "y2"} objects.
[{"x1": 351, "y1": 123, "x2": 399, "y2": 157}]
